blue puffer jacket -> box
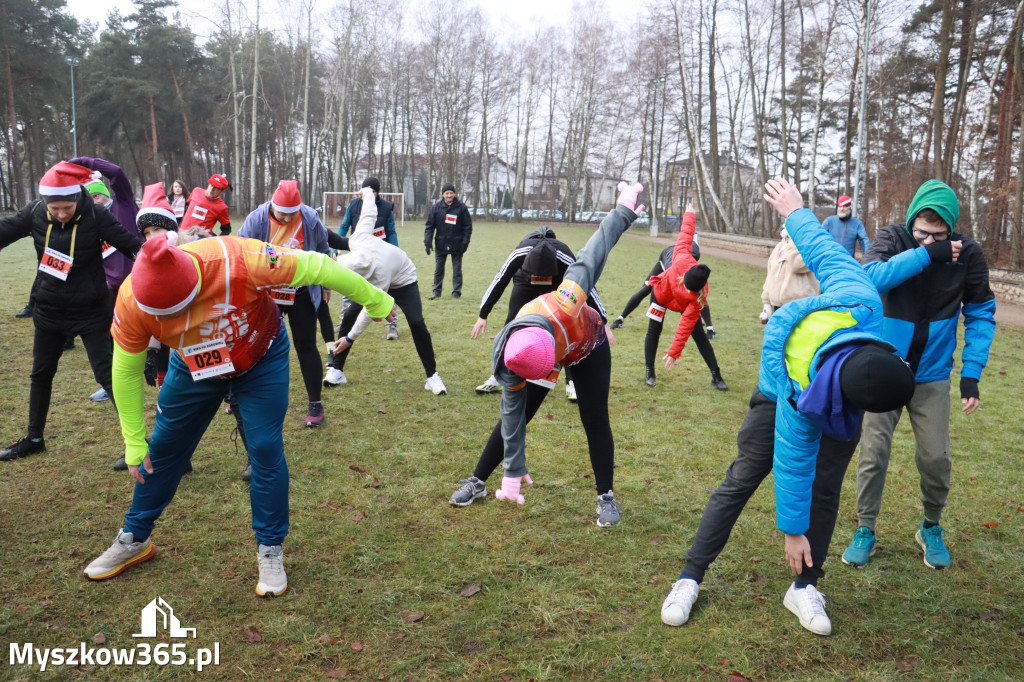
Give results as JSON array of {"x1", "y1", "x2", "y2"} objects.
[
  {"x1": 759, "y1": 208, "x2": 889, "y2": 536},
  {"x1": 238, "y1": 202, "x2": 331, "y2": 309}
]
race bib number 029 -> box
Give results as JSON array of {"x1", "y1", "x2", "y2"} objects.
[
  {"x1": 181, "y1": 338, "x2": 235, "y2": 380},
  {"x1": 39, "y1": 247, "x2": 73, "y2": 281}
]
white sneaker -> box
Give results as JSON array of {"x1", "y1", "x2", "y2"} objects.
[
  {"x1": 661, "y1": 578, "x2": 699, "y2": 626},
  {"x1": 84, "y1": 529, "x2": 156, "y2": 580},
  {"x1": 475, "y1": 375, "x2": 501, "y2": 394},
  {"x1": 783, "y1": 583, "x2": 832, "y2": 635},
  {"x1": 386, "y1": 321, "x2": 399, "y2": 340},
  {"x1": 566, "y1": 380, "x2": 577, "y2": 402},
  {"x1": 323, "y1": 368, "x2": 347, "y2": 387},
  {"x1": 256, "y1": 544, "x2": 287, "y2": 596},
  {"x1": 425, "y1": 372, "x2": 448, "y2": 395}
]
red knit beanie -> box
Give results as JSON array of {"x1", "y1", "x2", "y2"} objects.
[
  {"x1": 504, "y1": 326, "x2": 556, "y2": 380},
  {"x1": 130, "y1": 234, "x2": 200, "y2": 315}
]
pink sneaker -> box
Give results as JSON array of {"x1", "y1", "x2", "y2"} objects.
[{"x1": 305, "y1": 402, "x2": 325, "y2": 427}]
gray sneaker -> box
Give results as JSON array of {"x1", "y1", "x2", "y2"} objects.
[
  {"x1": 449, "y1": 476, "x2": 487, "y2": 506},
  {"x1": 596, "y1": 491, "x2": 622, "y2": 527}
]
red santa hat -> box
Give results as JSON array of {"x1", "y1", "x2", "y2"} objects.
[
  {"x1": 837, "y1": 195, "x2": 852, "y2": 208},
  {"x1": 208, "y1": 173, "x2": 230, "y2": 189},
  {"x1": 271, "y1": 180, "x2": 302, "y2": 213},
  {"x1": 38, "y1": 161, "x2": 94, "y2": 199},
  {"x1": 136, "y1": 183, "x2": 178, "y2": 233},
  {"x1": 130, "y1": 234, "x2": 200, "y2": 316}
]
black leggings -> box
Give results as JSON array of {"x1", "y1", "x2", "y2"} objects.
[
  {"x1": 280, "y1": 287, "x2": 323, "y2": 403},
  {"x1": 621, "y1": 283, "x2": 713, "y2": 328},
  {"x1": 331, "y1": 282, "x2": 437, "y2": 377},
  {"x1": 28, "y1": 311, "x2": 116, "y2": 438},
  {"x1": 644, "y1": 294, "x2": 719, "y2": 377},
  {"x1": 317, "y1": 298, "x2": 335, "y2": 344},
  {"x1": 471, "y1": 340, "x2": 613, "y2": 494}
]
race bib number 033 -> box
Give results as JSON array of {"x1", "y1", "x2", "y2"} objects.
[
  {"x1": 181, "y1": 338, "x2": 236, "y2": 380},
  {"x1": 39, "y1": 247, "x2": 73, "y2": 281}
]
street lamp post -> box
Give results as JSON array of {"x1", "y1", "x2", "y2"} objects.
[
  {"x1": 649, "y1": 76, "x2": 666, "y2": 237},
  {"x1": 65, "y1": 57, "x2": 80, "y2": 158}
]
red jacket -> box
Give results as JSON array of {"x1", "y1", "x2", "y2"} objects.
[{"x1": 647, "y1": 210, "x2": 707, "y2": 358}]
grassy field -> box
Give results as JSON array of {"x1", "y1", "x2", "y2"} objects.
[{"x1": 1, "y1": 221, "x2": 1022, "y2": 681}]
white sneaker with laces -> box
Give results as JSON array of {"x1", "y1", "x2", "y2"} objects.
[
  {"x1": 256, "y1": 544, "x2": 287, "y2": 596},
  {"x1": 385, "y1": 321, "x2": 399, "y2": 340},
  {"x1": 661, "y1": 578, "x2": 699, "y2": 626},
  {"x1": 566, "y1": 380, "x2": 577, "y2": 402},
  {"x1": 783, "y1": 583, "x2": 832, "y2": 635},
  {"x1": 475, "y1": 375, "x2": 501, "y2": 394},
  {"x1": 84, "y1": 529, "x2": 156, "y2": 580},
  {"x1": 323, "y1": 368, "x2": 347, "y2": 387},
  {"x1": 425, "y1": 372, "x2": 447, "y2": 395}
]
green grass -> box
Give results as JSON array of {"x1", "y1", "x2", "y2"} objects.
[{"x1": 1, "y1": 222, "x2": 1022, "y2": 681}]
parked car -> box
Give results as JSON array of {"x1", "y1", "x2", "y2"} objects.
[{"x1": 587, "y1": 211, "x2": 609, "y2": 223}]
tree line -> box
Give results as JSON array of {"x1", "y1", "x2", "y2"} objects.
[{"x1": 1, "y1": 0, "x2": 1022, "y2": 264}]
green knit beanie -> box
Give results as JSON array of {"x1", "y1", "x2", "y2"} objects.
[
  {"x1": 85, "y1": 179, "x2": 110, "y2": 199},
  {"x1": 905, "y1": 179, "x2": 958, "y2": 232}
]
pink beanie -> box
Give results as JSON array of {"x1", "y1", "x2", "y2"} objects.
[{"x1": 504, "y1": 326, "x2": 555, "y2": 380}]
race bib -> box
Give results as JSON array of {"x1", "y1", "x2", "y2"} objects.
[
  {"x1": 269, "y1": 287, "x2": 297, "y2": 306},
  {"x1": 39, "y1": 247, "x2": 73, "y2": 281},
  {"x1": 101, "y1": 241, "x2": 116, "y2": 259},
  {"x1": 444, "y1": 214, "x2": 457, "y2": 225},
  {"x1": 181, "y1": 338, "x2": 235, "y2": 380},
  {"x1": 373, "y1": 226, "x2": 386, "y2": 239},
  {"x1": 646, "y1": 302, "x2": 667, "y2": 322},
  {"x1": 190, "y1": 205, "x2": 209, "y2": 221},
  {"x1": 529, "y1": 275, "x2": 553, "y2": 286},
  {"x1": 527, "y1": 363, "x2": 562, "y2": 389}
]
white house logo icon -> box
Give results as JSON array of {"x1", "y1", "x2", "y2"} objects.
[{"x1": 133, "y1": 597, "x2": 197, "y2": 639}]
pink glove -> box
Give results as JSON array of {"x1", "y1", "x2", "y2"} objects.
[
  {"x1": 616, "y1": 181, "x2": 646, "y2": 215},
  {"x1": 494, "y1": 474, "x2": 534, "y2": 504}
]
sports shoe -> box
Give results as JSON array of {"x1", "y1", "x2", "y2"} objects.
[
  {"x1": 428, "y1": 293, "x2": 441, "y2": 300},
  {"x1": 610, "y1": 316, "x2": 624, "y2": 330},
  {"x1": 596, "y1": 491, "x2": 622, "y2": 527},
  {"x1": 783, "y1": 583, "x2": 832, "y2": 635},
  {"x1": 566, "y1": 380, "x2": 578, "y2": 402},
  {"x1": 449, "y1": 476, "x2": 487, "y2": 506},
  {"x1": 645, "y1": 367, "x2": 656, "y2": 387},
  {"x1": 386, "y1": 320, "x2": 399, "y2": 340},
  {"x1": 113, "y1": 456, "x2": 128, "y2": 471},
  {"x1": 915, "y1": 523, "x2": 951, "y2": 569},
  {"x1": 476, "y1": 375, "x2": 501, "y2": 393},
  {"x1": 15, "y1": 304, "x2": 33, "y2": 319},
  {"x1": 425, "y1": 372, "x2": 447, "y2": 395},
  {"x1": 0, "y1": 437, "x2": 45, "y2": 462},
  {"x1": 90, "y1": 387, "x2": 110, "y2": 402},
  {"x1": 661, "y1": 578, "x2": 700, "y2": 626},
  {"x1": 306, "y1": 402, "x2": 325, "y2": 427},
  {"x1": 84, "y1": 529, "x2": 156, "y2": 580},
  {"x1": 451, "y1": 292, "x2": 461, "y2": 300},
  {"x1": 63, "y1": 337, "x2": 75, "y2": 350},
  {"x1": 323, "y1": 367, "x2": 347, "y2": 387},
  {"x1": 841, "y1": 526, "x2": 876, "y2": 567},
  {"x1": 710, "y1": 370, "x2": 728, "y2": 391},
  {"x1": 256, "y1": 544, "x2": 287, "y2": 596},
  {"x1": 241, "y1": 463, "x2": 252, "y2": 482}
]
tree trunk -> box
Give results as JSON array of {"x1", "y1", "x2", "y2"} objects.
[
  {"x1": 2, "y1": 41, "x2": 22, "y2": 204},
  {"x1": 931, "y1": 0, "x2": 956, "y2": 181},
  {"x1": 249, "y1": 0, "x2": 260, "y2": 210}
]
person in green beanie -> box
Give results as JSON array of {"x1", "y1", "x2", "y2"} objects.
[{"x1": 840, "y1": 179, "x2": 996, "y2": 571}]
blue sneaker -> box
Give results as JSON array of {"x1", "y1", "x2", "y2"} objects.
[
  {"x1": 841, "y1": 526, "x2": 876, "y2": 567},
  {"x1": 915, "y1": 524, "x2": 950, "y2": 569}
]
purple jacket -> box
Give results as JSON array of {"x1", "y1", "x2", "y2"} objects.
[{"x1": 70, "y1": 156, "x2": 141, "y2": 290}]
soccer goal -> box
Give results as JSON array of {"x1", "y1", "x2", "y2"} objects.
[{"x1": 323, "y1": 191, "x2": 406, "y2": 228}]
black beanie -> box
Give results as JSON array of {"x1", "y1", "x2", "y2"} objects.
[
  {"x1": 441, "y1": 182, "x2": 456, "y2": 195},
  {"x1": 839, "y1": 345, "x2": 915, "y2": 413},
  {"x1": 683, "y1": 264, "x2": 711, "y2": 291},
  {"x1": 361, "y1": 177, "x2": 380, "y2": 193},
  {"x1": 137, "y1": 212, "x2": 178, "y2": 235}
]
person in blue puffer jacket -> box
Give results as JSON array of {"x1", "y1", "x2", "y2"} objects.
[
  {"x1": 841, "y1": 179, "x2": 995, "y2": 572},
  {"x1": 659, "y1": 178, "x2": 916, "y2": 637}
]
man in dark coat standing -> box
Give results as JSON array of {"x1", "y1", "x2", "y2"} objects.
[{"x1": 424, "y1": 182, "x2": 472, "y2": 299}]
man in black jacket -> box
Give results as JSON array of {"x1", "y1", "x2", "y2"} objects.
[{"x1": 424, "y1": 183, "x2": 472, "y2": 299}]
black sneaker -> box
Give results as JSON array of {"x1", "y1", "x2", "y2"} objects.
[
  {"x1": 429, "y1": 293, "x2": 441, "y2": 300},
  {"x1": 63, "y1": 337, "x2": 75, "y2": 350},
  {"x1": 0, "y1": 437, "x2": 45, "y2": 461},
  {"x1": 710, "y1": 370, "x2": 728, "y2": 391},
  {"x1": 113, "y1": 456, "x2": 128, "y2": 470},
  {"x1": 241, "y1": 463, "x2": 252, "y2": 482},
  {"x1": 645, "y1": 367, "x2": 656, "y2": 387},
  {"x1": 451, "y1": 292, "x2": 461, "y2": 300},
  {"x1": 14, "y1": 304, "x2": 33, "y2": 319}
]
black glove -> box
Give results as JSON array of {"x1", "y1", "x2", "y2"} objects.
[
  {"x1": 144, "y1": 348, "x2": 158, "y2": 387},
  {"x1": 425, "y1": 245, "x2": 432, "y2": 255},
  {"x1": 706, "y1": 325, "x2": 716, "y2": 340},
  {"x1": 960, "y1": 376, "x2": 979, "y2": 400},
  {"x1": 924, "y1": 241, "x2": 953, "y2": 263},
  {"x1": 610, "y1": 316, "x2": 624, "y2": 330}
]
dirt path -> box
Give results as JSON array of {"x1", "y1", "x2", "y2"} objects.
[{"x1": 625, "y1": 232, "x2": 1024, "y2": 328}]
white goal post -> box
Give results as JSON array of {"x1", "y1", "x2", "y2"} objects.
[{"x1": 323, "y1": 191, "x2": 406, "y2": 228}]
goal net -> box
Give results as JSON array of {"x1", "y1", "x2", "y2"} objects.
[{"x1": 323, "y1": 191, "x2": 406, "y2": 229}]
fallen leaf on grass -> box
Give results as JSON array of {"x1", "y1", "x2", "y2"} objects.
[
  {"x1": 243, "y1": 626, "x2": 262, "y2": 643},
  {"x1": 352, "y1": 511, "x2": 366, "y2": 522},
  {"x1": 544, "y1": 414, "x2": 554, "y2": 420},
  {"x1": 728, "y1": 673, "x2": 751, "y2": 682},
  {"x1": 326, "y1": 670, "x2": 348, "y2": 678},
  {"x1": 91, "y1": 633, "x2": 106, "y2": 645},
  {"x1": 376, "y1": 495, "x2": 393, "y2": 503},
  {"x1": 698, "y1": 663, "x2": 711, "y2": 673},
  {"x1": 349, "y1": 465, "x2": 361, "y2": 471},
  {"x1": 350, "y1": 641, "x2": 363, "y2": 651},
  {"x1": 15, "y1": 605, "x2": 26, "y2": 613},
  {"x1": 460, "y1": 584, "x2": 482, "y2": 597},
  {"x1": 982, "y1": 522, "x2": 1000, "y2": 528},
  {"x1": 405, "y1": 611, "x2": 425, "y2": 623},
  {"x1": 500, "y1": 675, "x2": 513, "y2": 681},
  {"x1": 1017, "y1": 507, "x2": 1024, "y2": 513},
  {"x1": 651, "y1": 537, "x2": 663, "y2": 545},
  {"x1": 318, "y1": 634, "x2": 339, "y2": 645},
  {"x1": 719, "y1": 658, "x2": 731, "y2": 666},
  {"x1": 372, "y1": 477, "x2": 381, "y2": 488}
]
